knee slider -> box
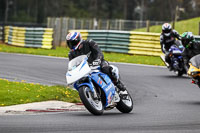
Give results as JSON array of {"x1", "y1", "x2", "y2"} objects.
[{"x1": 110, "y1": 65, "x2": 119, "y2": 81}]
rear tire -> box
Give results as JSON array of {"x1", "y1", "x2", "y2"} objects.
[
  {"x1": 79, "y1": 86, "x2": 104, "y2": 115},
  {"x1": 116, "y1": 90, "x2": 133, "y2": 113}
]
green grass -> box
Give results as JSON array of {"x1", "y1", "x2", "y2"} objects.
[
  {"x1": 0, "y1": 43, "x2": 70, "y2": 57},
  {"x1": 134, "y1": 17, "x2": 200, "y2": 35},
  {"x1": 0, "y1": 78, "x2": 80, "y2": 106},
  {"x1": 0, "y1": 43, "x2": 164, "y2": 66},
  {"x1": 104, "y1": 52, "x2": 164, "y2": 66}
]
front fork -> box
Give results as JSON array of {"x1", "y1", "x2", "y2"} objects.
[
  {"x1": 88, "y1": 78, "x2": 98, "y2": 99},
  {"x1": 74, "y1": 77, "x2": 98, "y2": 99}
]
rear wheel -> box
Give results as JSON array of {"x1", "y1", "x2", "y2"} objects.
[
  {"x1": 79, "y1": 86, "x2": 103, "y2": 115},
  {"x1": 116, "y1": 90, "x2": 133, "y2": 113}
]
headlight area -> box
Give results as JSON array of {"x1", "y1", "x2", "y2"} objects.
[{"x1": 190, "y1": 71, "x2": 200, "y2": 76}]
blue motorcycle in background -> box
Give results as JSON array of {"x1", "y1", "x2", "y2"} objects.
[
  {"x1": 160, "y1": 41, "x2": 186, "y2": 76},
  {"x1": 66, "y1": 55, "x2": 133, "y2": 115}
]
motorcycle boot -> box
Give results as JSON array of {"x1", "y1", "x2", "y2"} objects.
[
  {"x1": 116, "y1": 80, "x2": 126, "y2": 91},
  {"x1": 109, "y1": 65, "x2": 126, "y2": 91}
]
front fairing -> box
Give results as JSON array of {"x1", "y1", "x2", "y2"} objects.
[
  {"x1": 66, "y1": 55, "x2": 91, "y2": 85},
  {"x1": 169, "y1": 45, "x2": 183, "y2": 56},
  {"x1": 188, "y1": 62, "x2": 200, "y2": 78},
  {"x1": 169, "y1": 46, "x2": 183, "y2": 63},
  {"x1": 188, "y1": 55, "x2": 200, "y2": 77},
  {"x1": 190, "y1": 54, "x2": 200, "y2": 69},
  {"x1": 90, "y1": 72, "x2": 116, "y2": 107}
]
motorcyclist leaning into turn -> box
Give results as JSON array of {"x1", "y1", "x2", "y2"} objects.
[
  {"x1": 181, "y1": 32, "x2": 200, "y2": 72},
  {"x1": 160, "y1": 23, "x2": 181, "y2": 70},
  {"x1": 66, "y1": 32, "x2": 126, "y2": 91}
]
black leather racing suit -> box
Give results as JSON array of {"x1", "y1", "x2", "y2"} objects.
[
  {"x1": 69, "y1": 40, "x2": 104, "y2": 64},
  {"x1": 68, "y1": 39, "x2": 126, "y2": 90},
  {"x1": 182, "y1": 41, "x2": 200, "y2": 71},
  {"x1": 160, "y1": 30, "x2": 181, "y2": 66}
]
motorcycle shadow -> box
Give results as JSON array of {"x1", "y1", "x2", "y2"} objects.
[
  {"x1": 177, "y1": 101, "x2": 200, "y2": 106},
  {"x1": 161, "y1": 75, "x2": 190, "y2": 79},
  {"x1": 73, "y1": 111, "x2": 135, "y2": 117}
]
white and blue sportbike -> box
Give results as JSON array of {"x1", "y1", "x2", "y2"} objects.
[{"x1": 66, "y1": 55, "x2": 133, "y2": 115}]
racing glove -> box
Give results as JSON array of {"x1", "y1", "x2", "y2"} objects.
[
  {"x1": 92, "y1": 59, "x2": 101, "y2": 66},
  {"x1": 162, "y1": 45, "x2": 166, "y2": 54}
]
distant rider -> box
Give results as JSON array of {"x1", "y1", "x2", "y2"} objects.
[
  {"x1": 181, "y1": 32, "x2": 200, "y2": 71},
  {"x1": 66, "y1": 32, "x2": 126, "y2": 91},
  {"x1": 160, "y1": 23, "x2": 181, "y2": 70}
]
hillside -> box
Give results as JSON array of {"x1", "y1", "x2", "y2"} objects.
[{"x1": 134, "y1": 17, "x2": 200, "y2": 35}]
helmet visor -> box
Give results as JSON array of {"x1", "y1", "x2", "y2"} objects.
[
  {"x1": 67, "y1": 40, "x2": 79, "y2": 49},
  {"x1": 164, "y1": 33, "x2": 171, "y2": 37},
  {"x1": 163, "y1": 29, "x2": 171, "y2": 33}
]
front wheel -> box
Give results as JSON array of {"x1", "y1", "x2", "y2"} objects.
[
  {"x1": 116, "y1": 90, "x2": 133, "y2": 113},
  {"x1": 79, "y1": 86, "x2": 104, "y2": 115},
  {"x1": 196, "y1": 78, "x2": 200, "y2": 88},
  {"x1": 197, "y1": 82, "x2": 200, "y2": 88},
  {"x1": 174, "y1": 70, "x2": 184, "y2": 76}
]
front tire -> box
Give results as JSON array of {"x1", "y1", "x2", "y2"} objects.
[
  {"x1": 196, "y1": 78, "x2": 200, "y2": 88},
  {"x1": 116, "y1": 90, "x2": 133, "y2": 113},
  {"x1": 79, "y1": 86, "x2": 104, "y2": 115},
  {"x1": 175, "y1": 70, "x2": 184, "y2": 76}
]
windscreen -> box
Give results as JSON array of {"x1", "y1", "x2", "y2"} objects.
[
  {"x1": 68, "y1": 55, "x2": 87, "y2": 71},
  {"x1": 190, "y1": 54, "x2": 200, "y2": 68}
]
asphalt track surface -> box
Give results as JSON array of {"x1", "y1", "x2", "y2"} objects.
[{"x1": 1, "y1": 52, "x2": 200, "y2": 133}]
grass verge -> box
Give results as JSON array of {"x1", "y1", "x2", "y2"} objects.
[
  {"x1": 104, "y1": 52, "x2": 164, "y2": 66},
  {"x1": 0, "y1": 78, "x2": 80, "y2": 107},
  {"x1": 0, "y1": 43, "x2": 70, "y2": 57},
  {"x1": 0, "y1": 43, "x2": 164, "y2": 66},
  {"x1": 134, "y1": 17, "x2": 200, "y2": 35}
]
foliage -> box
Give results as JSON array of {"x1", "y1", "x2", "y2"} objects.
[
  {"x1": 1, "y1": 0, "x2": 200, "y2": 23},
  {"x1": 0, "y1": 78, "x2": 80, "y2": 106}
]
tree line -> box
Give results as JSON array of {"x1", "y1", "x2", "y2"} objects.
[{"x1": 0, "y1": 0, "x2": 200, "y2": 24}]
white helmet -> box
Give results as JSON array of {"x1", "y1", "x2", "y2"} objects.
[{"x1": 162, "y1": 23, "x2": 172, "y2": 37}]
